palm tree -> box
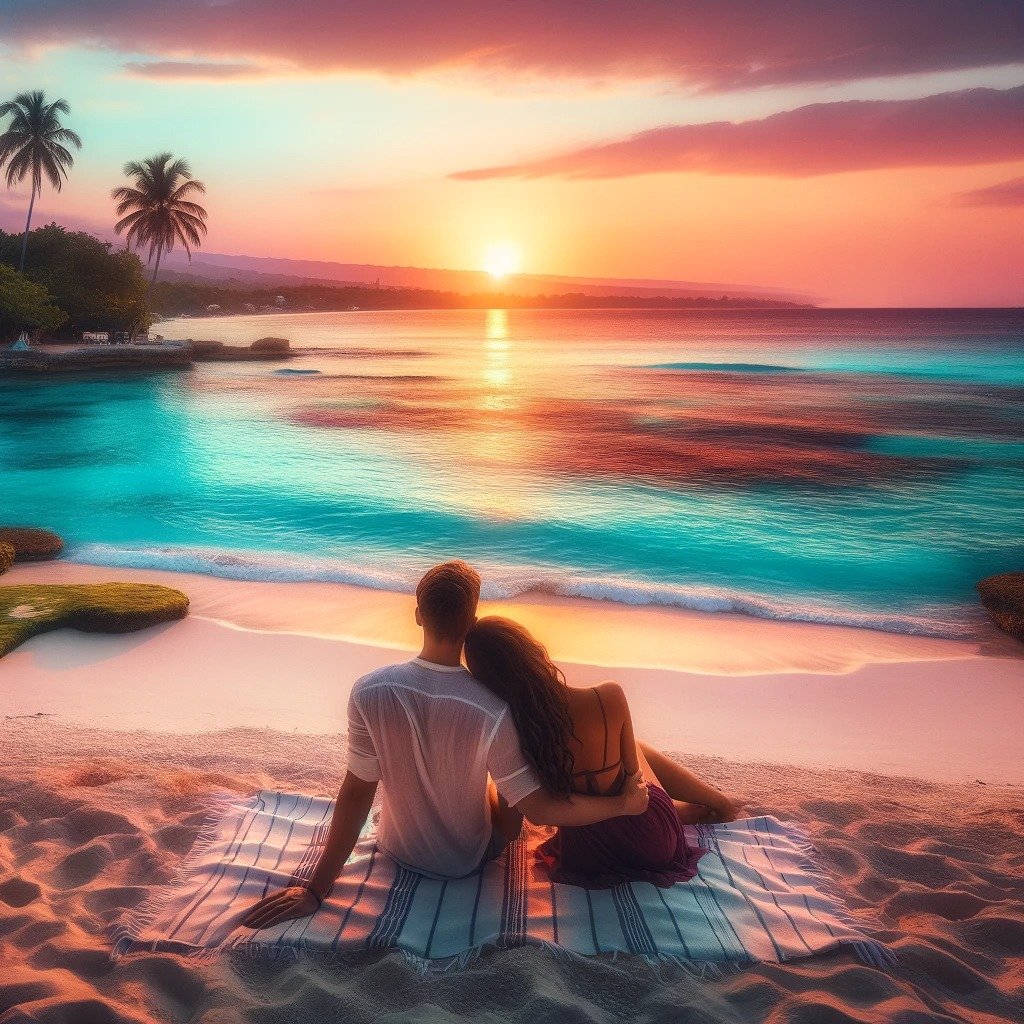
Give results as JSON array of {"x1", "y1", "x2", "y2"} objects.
[
  {"x1": 111, "y1": 153, "x2": 207, "y2": 287},
  {"x1": 0, "y1": 90, "x2": 82, "y2": 271}
]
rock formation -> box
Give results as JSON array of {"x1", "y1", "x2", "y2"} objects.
[
  {"x1": 0, "y1": 527, "x2": 64, "y2": 561},
  {"x1": 977, "y1": 572, "x2": 1024, "y2": 644},
  {"x1": 0, "y1": 583, "x2": 190, "y2": 658},
  {"x1": 251, "y1": 337, "x2": 290, "y2": 353},
  {"x1": 189, "y1": 338, "x2": 293, "y2": 361}
]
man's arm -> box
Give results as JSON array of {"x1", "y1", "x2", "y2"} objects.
[
  {"x1": 515, "y1": 770, "x2": 648, "y2": 827},
  {"x1": 489, "y1": 705, "x2": 649, "y2": 829},
  {"x1": 240, "y1": 771, "x2": 377, "y2": 930}
]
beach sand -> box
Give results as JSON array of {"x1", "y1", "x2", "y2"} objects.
[{"x1": 2, "y1": 561, "x2": 1023, "y2": 1022}]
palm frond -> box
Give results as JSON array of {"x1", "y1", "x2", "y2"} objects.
[
  {"x1": 52, "y1": 127, "x2": 83, "y2": 149},
  {"x1": 171, "y1": 200, "x2": 209, "y2": 219},
  {"x1": 0, "y1": 90, "x2": 78, "y2": 198},
  {"x1": 5, "y1": 146, "x2": 33, "y2": 188},
  {"x1": 171, "y1": 179, "x2": 207, "y2": 199},
  {"x1": 113, "y1": 209, "x2": 149, "y2": 234}
]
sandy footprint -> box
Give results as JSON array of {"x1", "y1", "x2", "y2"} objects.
[
  {"x1": 51, "y1": 841, "x2": 113, "y2": 890},
  {"x1": 887, "y1": 889, "x2": 996, "y2": 922},
  {"x1": 61, "y1": 809, "x2": 139, "y2": 845},
  {"x1": 0, "y1": 877, "x2": 41, "y2": 909}
]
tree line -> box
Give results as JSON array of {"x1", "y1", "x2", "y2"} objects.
[
  {"x1": 0, "y1": 90, "x2": 208, "y2": 339},
  {"x1": 153, "y1": 279, "x2": 807, "y2": 318}
]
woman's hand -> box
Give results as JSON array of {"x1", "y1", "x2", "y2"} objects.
[
  {"x1": 240, "y1": 886, "x2": 321, "y2": 930},
  {"x1": 619, "y1": 770, "x2": 650, "y2": 816}
]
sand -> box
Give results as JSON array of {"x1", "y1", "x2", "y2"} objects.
[
  {"x1": 2, "y1": 720, "x2": 1022, "y2": 1024},
  {"x1": 2, "y1": 563, "x2": 1022, "y2": 783},
  {"x1": 2, "y1": 561, "x2": 1023, "y2": 1022}
]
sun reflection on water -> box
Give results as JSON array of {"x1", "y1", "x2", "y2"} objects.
[{"x1": 480, "y1": 308, "x2": 515, "y2": 403}]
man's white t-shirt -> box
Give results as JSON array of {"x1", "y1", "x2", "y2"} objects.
[{"x1": 346, "y1": 657, "x2": 543, "y2": 878}]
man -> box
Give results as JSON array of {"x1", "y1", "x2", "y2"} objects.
[{"x1": 242, "y1": 561, "x2": 648, "y2": 929}]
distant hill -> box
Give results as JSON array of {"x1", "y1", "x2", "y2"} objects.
[
  {"x1": 151, "y1": 279, "x2": 810, "y2": 319},
  {"x1": 161, "y1": 250, "x2": 814, "y2": 305}
]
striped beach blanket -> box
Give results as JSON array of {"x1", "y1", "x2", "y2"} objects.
[{"x1": 113, "y1": 790, "x2": 892, "y2": 973}]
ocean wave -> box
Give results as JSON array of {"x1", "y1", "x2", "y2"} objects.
[
  {"x1": 69, "y1": 542, "x2": 975, "y2": 640},
  {"x1": 646, "y1": 359, "x2": 1024, "y2": 387}
]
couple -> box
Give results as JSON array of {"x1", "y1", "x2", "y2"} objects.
[{"x1": 243, "y1": 561, "x2": 737, "y2": 930}]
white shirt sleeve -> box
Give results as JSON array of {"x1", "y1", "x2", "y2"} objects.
[
  {"x1": 345, "y1": 688, "x2": 382, "y2": 782},
  {"x1": 487, "y1": 709, "x2": 542, "y2": 806}
]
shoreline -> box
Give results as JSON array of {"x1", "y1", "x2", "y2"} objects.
[
  {"x1": 3, "y1": 561, "x2": 1021, "y2": 784},
  {"x1": 7, "y1": 559, "x2": 1014, "y2": 674},
  {"x1": 9, "y1": 557, "x2": 1015, "y2": 675},
  {"x1": 63, "y1": 541, "x2": 986, "y2": 643}
]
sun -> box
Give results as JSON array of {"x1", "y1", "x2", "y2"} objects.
[{"x1": 482, "y1": 242, "x2": 522, "y2": 280}]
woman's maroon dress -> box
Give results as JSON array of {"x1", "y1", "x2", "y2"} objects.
[{"x1": 537, "y1": 688, "x2": 706, "y2": 889}]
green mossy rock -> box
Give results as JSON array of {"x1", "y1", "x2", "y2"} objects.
[
  {"x1": 0, "y1": 583, "x2": 189, "y2": 658},
  {"x1": 976, "y1": 572, "x2": 1024, "y2": 644},
  {"x1": 0, "y1": 527, "x2": 65, "y2": 561},
  {"x1": 0, "y1": 543, "x2": 14, "y2": 576}
]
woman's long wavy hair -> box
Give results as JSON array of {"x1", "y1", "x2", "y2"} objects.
[{"x1": 464, "y1": 616, "x2": 577, "y2": 798}]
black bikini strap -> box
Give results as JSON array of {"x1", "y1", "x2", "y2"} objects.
[{"x1": 593, "y1": 687, "x2": 609, "y2": 768}]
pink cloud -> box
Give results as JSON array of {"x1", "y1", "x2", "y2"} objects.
[
  {"x1": 123, "y1": 61, "x2": 263, "y2": 80},
  {"x1": 952, "y1": 176, "x2": 1024, "y2": 207},
  {"x1": 452, "y1": 86, "x2": 1024, "y2": 180},
  {"x1": 0, "y1": 1, "x2": 1021, "y2": 90}
]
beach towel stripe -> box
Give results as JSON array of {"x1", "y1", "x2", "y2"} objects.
[
  {"x1": 113, "y1": 793, "x2": 892, "y2": 974},
  {"x1": 367, "y1": 865, "x2": 420, "y2": 948},
  {"x1": 612, "y1": 883, "x2": 658, "y2": 957},
  {"x1": 500, "y1": 829, "x2": 529, "y2": 946}
]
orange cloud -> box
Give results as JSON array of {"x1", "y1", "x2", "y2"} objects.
[{"x1": 453, "y1": 87, "x2": 1024, "y2": 180}]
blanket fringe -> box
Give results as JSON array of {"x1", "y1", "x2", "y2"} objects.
[
  {"x1": 109, "y1": 790, "x2": 254, "y2": 962},
  {"x1": 178, "y1": 934, "x2": 891, "y2": 981},
  {"x1": 749, "y1": 818, "x2": 897, "y2": 967},
  {"x1": 227, "y1": 938, "x2": 735, "y2": 981}
]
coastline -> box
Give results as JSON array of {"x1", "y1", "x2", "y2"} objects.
[{"x1": 4, "y1": 560, "x2": 1021, "y2": 783}]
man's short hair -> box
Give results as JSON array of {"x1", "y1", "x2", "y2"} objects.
[{"x1": 416, "y1": 561, "x2": 481, "y2": 642}]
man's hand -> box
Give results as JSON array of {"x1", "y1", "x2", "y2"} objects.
[
  {"x1": 240, "y1": 886, "x2": 321, "y2": 930},
  {"x1": 620, "y1": 770, "x2": 650, "y2": 816}
]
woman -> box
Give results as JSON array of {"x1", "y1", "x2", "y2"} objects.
[{"x1": 464, "y1": 616, "x2": 739, "y2": 889}]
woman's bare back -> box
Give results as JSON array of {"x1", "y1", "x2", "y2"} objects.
[{"x1": 564, "y1": 681, "x2": 639, "y2": 796}]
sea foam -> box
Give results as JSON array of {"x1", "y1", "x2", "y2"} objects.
[{"x1": 69, "y1": 542, "x2": 975, "y2": 640}]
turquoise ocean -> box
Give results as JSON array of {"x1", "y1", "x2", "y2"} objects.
[{"x1": 2, "y1": 307, "x2": 1022, "y2": 638}]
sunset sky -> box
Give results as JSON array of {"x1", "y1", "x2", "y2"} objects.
[{"x1": 1, "y1": 1, "x2": 1022, "y2": 306}]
